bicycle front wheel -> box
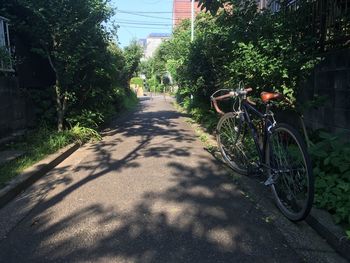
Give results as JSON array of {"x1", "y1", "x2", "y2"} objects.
[
  {"x1": 265, "y1": 123, "x2": 314, "y2": 221},
  {"x1": 216, "y1": 112, "x2": 257, "y2": 175}
]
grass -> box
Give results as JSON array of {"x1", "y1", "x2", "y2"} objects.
[
  {"x1": 174, "y1": 101, "x2": 218, "y2": 154},
  {"x1": 0, "y1": 128, "x2": 72, "y2": 188},
  {"x1": 0, "y1": 125, "x2": 103, "y2": 189}
]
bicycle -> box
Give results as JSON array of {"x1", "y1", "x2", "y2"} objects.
[{"x1": 211, "y1": 86, "x2": 314, "y2": 221}]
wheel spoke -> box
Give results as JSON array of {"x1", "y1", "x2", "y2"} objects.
[
  {"x1": 217, "y1": 113, "x2": 258, "y2": 174},
  {"x1": 267, "y1": 125, "x2": 313, "y2": 221}
]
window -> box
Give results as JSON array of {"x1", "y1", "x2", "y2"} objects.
[{"x1": 0, "y1": 16, "x2": 13, "y2": 72}]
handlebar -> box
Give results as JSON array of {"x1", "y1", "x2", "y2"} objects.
[{"x1": 211, "y1": 87, "x2": 252, "y2": 115}]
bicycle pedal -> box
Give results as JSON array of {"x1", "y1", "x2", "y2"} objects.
[{"x1": 264, "y1": 176, "x2": 274, "y2": 186}]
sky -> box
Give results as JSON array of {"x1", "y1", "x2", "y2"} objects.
[{"x1": 110, "y1": 0, "x2": 176, "y2": 48}]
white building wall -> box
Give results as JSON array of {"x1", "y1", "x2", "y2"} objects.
[{"x1": 144, "y1": 37, "x2": 168, "y2": 59}]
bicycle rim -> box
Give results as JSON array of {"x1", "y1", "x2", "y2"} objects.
[
  {"x1": 266, "y1": 124, "x2": 314, "y2": 221},
  {"x1": 217, "y1": 113, "x2": 257, "y2": 174}
]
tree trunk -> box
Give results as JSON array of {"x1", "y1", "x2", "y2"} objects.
[
  {"x1": 46, "y1": 51, "x2": 67, "y2": 131},
  {"x1": 55, "y1": 83, "x2": 67, "y2": 131}
]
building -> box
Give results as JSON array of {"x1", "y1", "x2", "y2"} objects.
[
  {"x1": 143, "y1": 33, "x2": 170, "y2": 59},
  {"x1": 172, "y1": 0, "x2": 201, "y2": 27},
  {"x1": 138, "y1": 38, "x2": 147, "y2": 50}
]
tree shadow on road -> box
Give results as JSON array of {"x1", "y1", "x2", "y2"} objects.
[
  {"x1": 0, "y1": 99, "x2": 298, "y2": 262},
  {"x1": 0, "y1": 160, "x2": 296, "y2": 262}
]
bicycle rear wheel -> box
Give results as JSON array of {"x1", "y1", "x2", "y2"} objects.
[
  {"x1": 265, "y1": 123, "x2": 314, "y2": 221},
  {"x1": 216, "y1": 113, "x2": 258, "y2": 175}
]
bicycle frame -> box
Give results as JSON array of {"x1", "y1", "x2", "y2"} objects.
[{"x1": 239, "y1": 100, "x2": 275, "y2": 167}]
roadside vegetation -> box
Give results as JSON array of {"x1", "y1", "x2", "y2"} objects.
[
  {"x1": 0, "y1": 0, "x2": 142, "y2": 187},
  {"x1": 148, "y1": 0, "x2": 349, "y2": 234},
  {"x1": 0, "y1": 126, "x2": 100, "y2": 188}
]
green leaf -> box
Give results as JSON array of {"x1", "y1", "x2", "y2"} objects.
[{"x1": 346, "y1": 230, "x2": 350, "y2": 238}]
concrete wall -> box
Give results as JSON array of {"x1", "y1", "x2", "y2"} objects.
[
  {"x1": 0, "y1": 76, "x2": 27, "y2": 138},
  {"x1": 300, "y1": 49, "x2": 350, "y2": 133}
]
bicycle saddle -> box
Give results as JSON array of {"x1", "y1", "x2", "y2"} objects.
[{"x1": 260, "y1": 92, "x2": 284, "y2": 103}]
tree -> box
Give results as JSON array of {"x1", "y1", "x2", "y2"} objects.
[
  {"x1": 151, "y1": 19, "x2": 191, "y2": 87},
  {"x1": 197, "y1": 0, "x2": 226, "y2": 14},
  {"x1": 122, "y1": 40, "x2": 143, "y2": 85},
  {"x1": 3, "y1": 0, "x2": 113, "y2": 130}
]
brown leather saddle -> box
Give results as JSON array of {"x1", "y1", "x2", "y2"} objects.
[{"x1": 260, "y1": 91, "x2": 284, "y2": 103}]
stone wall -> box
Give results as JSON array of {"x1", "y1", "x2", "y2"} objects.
[
  {"x1": 0, "y1": 76, "x2": 27, "y2": 138},
  {"x1": 300, "y1": 49, "x2": 350, "y2": 134}
]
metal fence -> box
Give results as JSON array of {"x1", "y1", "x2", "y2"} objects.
[{"x1": 269, "y1": 0, "x2": 350, "y2": 52}]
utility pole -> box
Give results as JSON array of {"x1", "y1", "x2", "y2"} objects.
[{"x1": 191, "y1": 0, "x2": 194, "y2": 42}]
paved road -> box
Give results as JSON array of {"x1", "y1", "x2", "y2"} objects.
[{"x1": 0, "y1": 97, "x2": 344, "y2": 262}]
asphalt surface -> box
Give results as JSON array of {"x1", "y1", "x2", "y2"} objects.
[{"x1": 0, "y1": 97, "x2": 345, "y2": 262}]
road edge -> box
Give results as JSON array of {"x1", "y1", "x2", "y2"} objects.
[
  {"x1": 0, "y1": 142, "x2": 81, "y2": 209},
  {"x1": 306, "y1": 214, "x2": 350, "y2": 261}
]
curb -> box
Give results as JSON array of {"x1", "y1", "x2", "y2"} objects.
[
  {"x1": 307, "y1": 213, "x2": 350, "y2": 261},
  {"x1": 0, "y1": 142, "x2": 81, "y2": 209}
]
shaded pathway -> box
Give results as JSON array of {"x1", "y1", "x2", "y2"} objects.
[{"x1": 0, "y1": 96, "x2": 340, "y2": 262}]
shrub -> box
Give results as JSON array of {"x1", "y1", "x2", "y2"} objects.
[
  {"x1": 310, "y1": 131, "x2": 350, "y2": 230},
  {"x1": 70, "y1": 124, "x2": 102, "y2": 142}
]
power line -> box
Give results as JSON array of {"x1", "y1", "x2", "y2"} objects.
[
  {"x1": 140, "y1": 0, "x2": 194, "y2": 3},
  {"x1": 115, "y1": 19, "x2": 173, "y2": 25},
  {"x1": 116, "y1": 10, "x2": 191, "y2": 14},
  {"x1": 118, "y1": 24, "x2": 172, "y2": 30},
  {"x1": 140, "y1": 0, "x2": 163, "y2": 4},
  {"x1": 116, "y1": 10, "x2": 180, "y2": 20},
  {"x1": 117, "y1": 21, "x2": 172, "y2": 26}
]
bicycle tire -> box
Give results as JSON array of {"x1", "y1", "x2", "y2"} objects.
[
  {"x1": 265, "y1": 123, "x2": 314, "y2": 221},
  {"x1": 216, "y1": 112, "x2": 257, "y2": 175}
]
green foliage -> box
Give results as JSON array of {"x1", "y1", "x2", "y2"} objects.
[
  {"x1": 0, "y1": 127, "x2": 73, "y2": 188},
  {"x1": 130, "y1": 77, "x2": 144, "y2": 87},
  {"x1": 0, "y1": 0, "x2": 142, "y2": 188},
  {"x1": 70, "y1": 125, "x2": 102, "y2": 142},
  {"x1": 189, "y1": 106, "x2": 217, "y2": 132},
  {"x1": 0, "y1": 87, "x2": 137, "y2": 188},
  {"x1": 27, "y1": 87, "x2": 56, "y2": 125},
  {"x1": 146, "y1": 75, "x2": 161, "y2": 93},
  {"x1": 116, "y1": 89, "x2": 138, "y2": 111},
  {"x1": 159, "y1": 1, "x2": 320, "y2": 109},
  {"x1": 197, "y1": 0, "x2": 226, "y2": 15},
  {"x1": 67, "y1": 110, "x2": 104, "y2": 128},
  {"x1": 66, "y1": 87, "x2": 138, "y2": 128},
  {"x1": 0, "y1": 124, "x2": 104, "y2": 188},
  {"x1": 2, "y1": 0, "x2": 142, "y2": 131},
  {"x1": 142, "y1": 20, "x2": 191, "y2": 94},
  {"x1": 0, "y1": 47, "x2": 12, "y2": 69},
  {"x1": 123, "y1": 40, "x2": 144, "y2": 81},
  {"x1": 310, "y1": 132, "x2": 350, "y2": 228}
]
